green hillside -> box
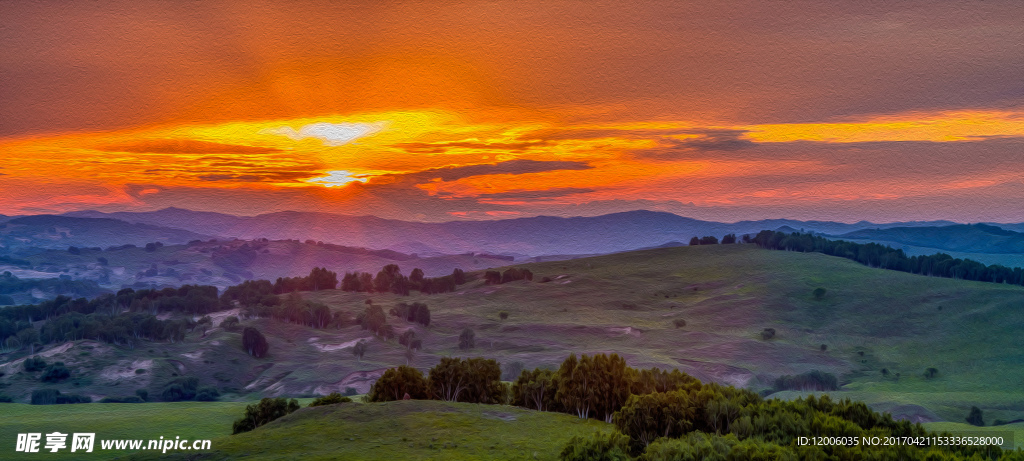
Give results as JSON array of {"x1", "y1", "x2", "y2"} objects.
[
  {"x1": 3, "y1": 244, "x2": 1023, "y2": 445},
  {"x1": 124, "y1": 400, "x2": 614, "y2": 461}
]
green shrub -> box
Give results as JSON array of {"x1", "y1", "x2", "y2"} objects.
[
  {"x1": 23, "y1": 356, "x2": 47, "y2": 372},
  {"x1": 40, "y1": 362, "x2": 71, "y2": 382},
  {"x1": 161, "y1": 376, "x2": 199, "y2": 401},
  {"x1": 966, "y1": 406, "x2": 985, "y2": 426},
  {"x1": 135, "y1": 389, "x2": 148, "y2": 401},
  {"x1": 559, "y1": 432, "x2": 631, "y2": 461},
  {"x1": 99, "y1": 396, "x2": 145, "y2": 403},
  {"x1": 773, "y1": 370, "x2": 838, "y2": 391},
  {"x1": 31, "y1": 389, "x2": 91, "y2": 405},
  {"x1": 309, "y1": 392, "x2": 352, "y2": 407},
  {"x1": 220, "y1": 316, "x2": 240, "y2": 331},
  {"x1": 195, "y1": 387, "x2": 220, "y2": 401}
]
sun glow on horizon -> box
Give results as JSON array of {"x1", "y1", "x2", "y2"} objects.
[{"x1": 2, "y1": 108, "x2": 1024, "y2": 218}]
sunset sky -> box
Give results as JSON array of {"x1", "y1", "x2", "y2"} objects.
[{"x1": 2, "y1": 1, "x2": 1023, "y2": 223}]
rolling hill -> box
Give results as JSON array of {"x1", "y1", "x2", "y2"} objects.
[
  {"x1": 837, "y1": 223, "x2": 1024, "y2": 254},
  {"x1": 2, "y1": 244, "x2": 1023, "y2": 429},
  {"x1": 0, "y1": 215, "x2": 215, "y2": 252}
]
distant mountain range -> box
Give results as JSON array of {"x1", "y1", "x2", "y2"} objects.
[
  {"x1": 60, "y1": 208, "x2": 1003, "y2": 257},
  {"x1": 835, "y1": 224, "x2": 1024, "y2": 254}
]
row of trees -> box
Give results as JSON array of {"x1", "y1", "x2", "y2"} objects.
[
  {"x1": 340, "y1": 265, "x2": 468, "y2": 295},
  {"x1": 483, "y1": 267, "x2": 533, "y2": 284},
  {"x1": 272, "y1": 267, "x2": 338, "y2": 293},
  {"x1": 688, "y1": 234, "x2": 743, "y2": 245},
  {"x1": 752, "y1": 230, "x2": 1024, "y2": 286},
  {"x1": 0, "y1": 284, "x2": 219, "y2": 327},
  {"x1": 242, "y1": 292, "x2": 341, "y2": 329}
]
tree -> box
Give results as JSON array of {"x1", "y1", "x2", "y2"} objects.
[
  {"x1": 512, "y1": 368, "x2": 560, "y2": 412},
  {"x1": 484, "y1": 270, "x2": 502, "y2": 285},
  {"x1": 721, "y1": 234, "x2": 737, "y2": 244},
  {"x1": 813, "y1": 287, "x2": 827, "y2": 299},
  {"x1": 451, "y1": 268, "x2": 466, "y2": 285},
  {"x1": 232, "y1": 397, "x2": 300, "y2": 434},
  {"x1": 458, "y1": 328, "x2": 475, "y2": 350},
  {"x1": 17, "y1": 327, "x2": 39, "y2": 354},
  {"x1": 760, "y1": 328, "x2": 775, "y2": 340},
  {"x1": 358, "y1": 304, "x2": 388, "y2": 336},
  {"x1": 367, "y1": 365, "x2": 429, "y2": 402},
  {"x1": 399, "y1": 330, "x2": 416, "y2": 348},
  {"x1": 699, "y1": 236, "x2": 719, "y2": 245},
  {"x1": 924, "y1": 367, "x2": 939, "y2": 379},
  {"x1": 965, "y1": 406, "x2": 985, "y2": 426},
  {"x1": 308, "y1": 267, "x2": 338, "y2": 291},
  {"x1": 499, "y1": 311, "x2": 509, "y2": 321},
  {"x1": 352, "y1": 340, "x2": 368, "y2": 361},
  {"x1": 689, "y1": 237, "x2": 700, "y2": 246},
  {"x1": 242, "y1": 327, "x2": 269, "y2": 358},
  {"x1": 410, "y1": 268, "x2": 425, "y2": 285}
]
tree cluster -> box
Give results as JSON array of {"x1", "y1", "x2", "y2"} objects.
[
  {"x1": 1, "y1": 292, "x2": 204, "y2": 351},
  {"x1": 272, "y1": 267, "x2": 338, "y2": 293},
  {"x1": 753, "y1": 230, "x2": 1024, "y2": 287},
  {"x1": 389, "y1": 302, "x2": 431, "y2": 327},
  {"x1": 772, "y1": 370, "x2": 838, "y2": 392},
  {"x1": 161, "y1": 376, "x2": 220, "y2": 402},
  {"x1": 232, "y1": 397, "x2": 300, "y2": 434},
  {"x1": 366, "y1": 357, "x2": 506, "y2": 405},
  {"x1": 688, "y1": 236, "x2": 719, "y2": 245},
  {"x1": 554, "y1": 362, "x2": 1011, "y2": 460},
  {"x1": 244, "y1": 292, "x2": 340, "y2": 329},
  {"x1": 484, "y1": 267, "x2": 534, "y2": 285}
]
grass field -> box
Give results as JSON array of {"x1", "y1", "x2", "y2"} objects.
[
  {"x1": 3, "y1": 244, "x2": 1024, "y2": 457},
  {"x1": 0, "y1": 401, "x2": 257, "y2": 460},
  {"x1": 119, "y1": 400, "x2": 614, "y2": 461}
]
